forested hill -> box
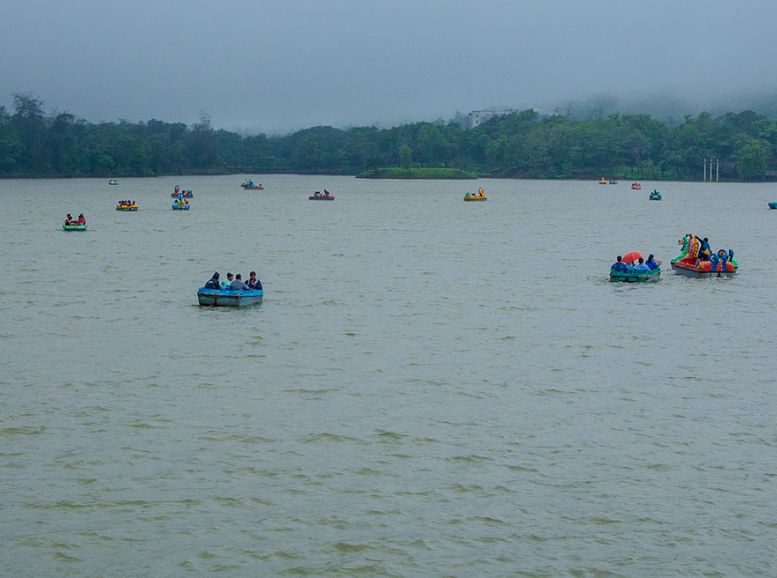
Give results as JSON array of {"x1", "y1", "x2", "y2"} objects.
[{"x1": 2, "y1": 94, "x2": 776, "y2": 180}]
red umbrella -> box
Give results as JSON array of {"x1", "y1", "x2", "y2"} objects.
[{"x1": 622, "y1": 251, "x2": 643, "y2": 264}]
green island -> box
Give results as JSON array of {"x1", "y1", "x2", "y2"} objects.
[
  {"x1": 357, "y1": 167, "x2": 477, "y2": 179},
  {"x1": 2, "y1": 93, "x2": 777, "y2": 181}
]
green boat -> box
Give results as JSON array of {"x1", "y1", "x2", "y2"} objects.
[
  {"x1": 63, "y1": 224, "x2": 87, "y2": 231},
  {"x1": 609, "y1": 267, "x2": 661, "y2": 283}
]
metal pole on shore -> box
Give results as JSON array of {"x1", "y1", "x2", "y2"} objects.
[
  {"x1": 704, "y1": 158, "x2": 707, "y2": 182},
  {"x1": 716, "y1": 158, "x2": 719, "y2": 182}
]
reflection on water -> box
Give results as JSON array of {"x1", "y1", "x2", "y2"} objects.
[{"x1": 1, "y1": 176, "x2": 776, "y2": 576}]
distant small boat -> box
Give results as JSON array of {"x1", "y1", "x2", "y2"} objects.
[
  {"x1": 769, "y1": 202, "x2": 777, "y2": 209},
  {"x1": 608, "y1": 179, "x2": 618, "y2": 184},
  {"x1": 464, "y1": 186, "x2": 487, "y2": 201},
  {"x1": 197, "y1": 288, "x2": 263, "y2": 307},
  {"x1": 116, "y1": 202, "x2": 138, "y2": 211},
  {"x1": 170, "y1": 190, "x2": 193, "y2": 198},
  {"x1": 108, "y1": 179, "x2": 119, "y2": 185},
  {"x1": 599, "y1": 177, "x2": 607, "y2": 184},
  {"x1": 241, "y1": 179, "x2": 264, "y2": 190},
  {"x1": 631, "y1": 182, "x2": 642, "y2": 190},
  {"x1": 649, "y1": 190, "x2": 662, "y2": 201},
  {"x1": 63, "y1": 223, "x2": 87, "y2": 231},
  {"x1": 309, "y1": 192, "x2": 335, "y2": 200},
  {"x1": 172, "y1": 200, "x2": 190, "y2": 210}
]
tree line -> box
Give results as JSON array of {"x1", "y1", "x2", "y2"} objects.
[{"x1": 1, "y1": 93, "x2": 776, "y2": 180}]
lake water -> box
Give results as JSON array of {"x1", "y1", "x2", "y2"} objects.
[{"x1": 1, "y1": 175, "x2": 776, "y2": 577}]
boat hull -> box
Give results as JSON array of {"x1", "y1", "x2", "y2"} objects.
[
  {"x1": 464, "y1": 197, "x2": 487, "y2": 201},
  {"x1": 769, "y1": 202, "x2": 777, "y2": 209},
  {"x1": 609, "y1": 268, "x2": 661, "y2": 283},
  {"x1": 197, "y1": 288, "x2": 263, "y2": 307},
  {"x1": 243, "y1": 185, "x2": 264, "y2": 190},
  {"x1": 671, "y1": 261, "x2": 736, "y2": 277},
  {"x1": 172, "y1": 204, "x2": 190, "y2": 210},
  {"x1": 116, "y1": 206, "x2": 138, "y2": 211},
  {"x1": 63, "y1": 224, "x2": 87, "y2": 231},
  {"x1": 308, "y1": 196, "x2": 334, "y2": 200}
]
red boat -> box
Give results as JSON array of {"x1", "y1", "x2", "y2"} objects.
[
  {"x1": 670, "y1": 234, "x2": 738, "y2": 277},
  {"x1": 631, "y1": 182, "x2": 642, "y2": 190}
]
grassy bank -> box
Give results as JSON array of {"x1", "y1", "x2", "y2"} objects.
[{"x1": 357, "y1": 167, "x2": 478, "y2": 179}]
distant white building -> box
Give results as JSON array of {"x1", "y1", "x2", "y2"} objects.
[{"x1": 466, "y1": 109, "x2": 517, "y2": 128}]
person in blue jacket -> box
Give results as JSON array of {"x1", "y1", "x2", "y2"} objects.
[
  {"x1": 633, "y1": 257, "x2": 651, "y2": 272},
  {"x1": 611, "y1": 256, "x2": 629, "y2": 273},
  {"x1": 645, "y1": 254, "x2": 661, "y2": 270}
]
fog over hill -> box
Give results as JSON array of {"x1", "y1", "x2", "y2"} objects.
[{"x1": 2, "y1": 0, "x2": 777, "y2": 132}]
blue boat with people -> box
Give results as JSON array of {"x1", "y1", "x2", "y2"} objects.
[
  {"x1": 609, "y1": 251, "x2": 661, "y2": 282},
  {"x1": 649, "y1": 190, "x2": 662, "y2": 201},
  {"x1": 768, "y1": 202, "x2": 777, "y2": 209},
  {"x1": 172, "y1": 198, "x2": 190, "y2": 210},
  {"x1": 197, "y1": 288, "x2": 263, "y2": 307},
  {"x1": 197, "y1": 271, "x2": 263, "y2": 307}
]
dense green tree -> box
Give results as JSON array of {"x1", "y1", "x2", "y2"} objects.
[{"x1": 2, "y1": 94, "x2": 777, "y2": 180}]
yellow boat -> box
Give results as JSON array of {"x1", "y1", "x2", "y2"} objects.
[
  {"x1": 464, "y1": 187, "x2": 488, "y2": 201},
  {"x1": 599, "y1": 177, "x2": 607, "y2": 184},
  {"x1": 116, "y1": 203, "x2": 138, "y2": 211}
]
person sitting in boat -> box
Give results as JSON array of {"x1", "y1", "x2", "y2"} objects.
[
  {"x1": 478, "y1": 187, "x2": 485, "y2": 197},
  {"x1": 204, "y1": 272, "x2": 220, "y2": 289},
  {"x1": 697, "y1": 236, "x2": 711, "y2": 260},
  {"x1": 247, "y1": 271, "x2": 262, "y2": 290},
  {"x1": 710, "y1": 249, "x2": 729, "y2": 272},
  {"x1": 77, "y1": 214, "x2": 86, "y2": 225},
  {"x1": 610, "y1": 256, "x2": 629, "y2": 273},
  {"x1": 65, "y1": 214, "x2": 74, "y2": 225},
  {"x1": 230, "y1": 273, "x2": 249, "y2": 290},
  {"x1": 633, "y1": 257, "x2": 650, "y2": 272},
  {"x1": 221, "y1": 273, "x2": 234, "y2": 290},
  {"x1": 645, "y1": 254, "x2": 661, "y2": 270}
]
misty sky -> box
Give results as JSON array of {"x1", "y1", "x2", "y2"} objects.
[{"x1": 2, "y1": 0, "x2": 777, "y2": 132}]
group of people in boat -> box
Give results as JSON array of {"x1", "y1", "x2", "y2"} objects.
[
  {"x1": 64, "y1": 213, "x2": 86, "y2": 225},
  {"x1": 611, "y1": 254, "x2": 661, "y2": 273},
  {"x1": 117, "y1": 200, "x2": 136, "y2": 207},
  {"x1": 312, "y1": 189, "x2": 332, "y2": 198},
  {"x1": 204, "y1": 271, "x2": 262, "y2": 291},
  {"x1": 465, "y1": 187, "x2": 487, "y2": 199}
]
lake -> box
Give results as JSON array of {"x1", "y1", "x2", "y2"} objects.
[{"x1": 1, "y1": 175, "x2": 775, "y2": 577}]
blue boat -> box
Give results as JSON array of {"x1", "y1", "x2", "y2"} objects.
[
  {"x1": 197, "y1": 288, "x2": 263, "y2": 307},
  {"x1": 649, "y1": 190, "x2": 662, "y2": 201},
  {"x1": 172, "y1": 201, "x2": 190, "y2": 210},
  {"x1": 768, "y1": 202, "x2": 777, "y2": 209},
  {"x1": 609, "y1": 268, "x2": 661, "y2": 283}
]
